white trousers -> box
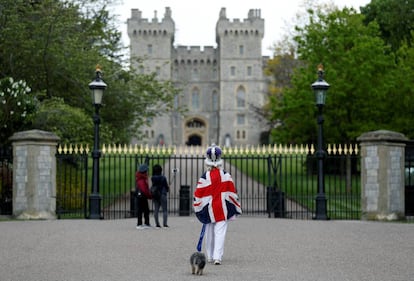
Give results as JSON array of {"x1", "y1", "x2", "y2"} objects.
[{"x1": 204, "y1": 220, "x2": 228, "y2": 261}]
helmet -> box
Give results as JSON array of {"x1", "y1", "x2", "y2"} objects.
[{"x1": 205, "y1": 145, "x2": 223, "y2": 167}]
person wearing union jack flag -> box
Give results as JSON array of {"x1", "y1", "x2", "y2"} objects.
[{"x1": 193, "y1": 144, "x2": 242, "y2": 265}]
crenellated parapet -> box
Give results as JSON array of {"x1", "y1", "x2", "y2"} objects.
[
  {"x1": 173, "y1": 46, "x2": 218, "y2": 65},
  {"x1": 216, "y1": 8, "x2": 264, "y2": 40},
  {"x1": 127, "y1": 7, "x2": 175, "y2": 40}
]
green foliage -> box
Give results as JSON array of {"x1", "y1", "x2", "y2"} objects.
[
  {"x1": 0, "y1": 77, "x2": 38, "y2": 144},
  {"x1": 0, "y1": 0, "x2": 181, "y2": 145},
  {"x1": 361, "y1": 0, "x2": 414, "y2": 52},
  {"x1": 269, "y1": 6, "x2": 399, "y2": 144},
  {"x1": 32, "y1": 97, "x2": 94, "y2": 144}
]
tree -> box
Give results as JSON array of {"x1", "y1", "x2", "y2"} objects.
[
  {"x1": 264, "y1": 42, "x2": 305, "y2": 143},
  {"x1": 270, "y1": 6, "x2": 398, "y2": 144},
  {"x1": 0, "y1": 0, "x2": 180, "y2": 145},
  {"x1": 0, "y1": 77, "x2": 37, "y2": 145},
  {"x1": 361, "y1": 0, "x2": 414, "y2": 52}
]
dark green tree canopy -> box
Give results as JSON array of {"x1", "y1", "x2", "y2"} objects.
[
  {"x1": 361, "y1": 0, "x2": 414, "y2": 52},
  {"x1": 0, "y1": 0, "x2": 180, "y2": 146},
  {"x1": 268, "y1": 6, "x2": 404, "y2": 144}
]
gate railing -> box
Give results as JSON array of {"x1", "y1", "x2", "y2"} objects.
[
  {"x1": 56, "y1": 144, "x2": 361, "y2": 220},
  {"x1": 0, "y1": 146, "x2": 13, "y2": 215}
]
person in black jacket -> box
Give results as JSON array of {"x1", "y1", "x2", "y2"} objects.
[{"x1": 151, "y1": 164, "x2": 170, "y2": 228}]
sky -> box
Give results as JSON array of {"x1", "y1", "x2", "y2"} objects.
[{"x1": 113, "y1": 0, "x2": 371, "y2": 57}]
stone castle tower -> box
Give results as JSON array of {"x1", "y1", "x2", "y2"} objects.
[{"x1": 127, "y1": 7, "x2": 267, "y2": 147}]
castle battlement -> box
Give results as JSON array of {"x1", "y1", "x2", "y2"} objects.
[
  {"x1": 127, "y1": 8, "x2": 174, "y2": 38},
  {"x1": 174, "y1": 45, "x2": 217, "y2": 56},
  {"x1": 216, "y1": 8, "x2": 264, "y2": 38}
]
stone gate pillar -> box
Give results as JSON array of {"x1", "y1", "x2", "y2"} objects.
[
  {"x1": 9, "y1": 130, "x2": 60, "y2": 219},
  {"x1": 357, "y1": 130, "x2": 407, "y2": 220}
]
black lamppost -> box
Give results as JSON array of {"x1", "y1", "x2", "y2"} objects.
[
  {"x1": 312, "y1": 64, "x2": 330, "y2": 220},
  {"x1": 89, "y1": 66, "x2": 107, "y2": 219}
]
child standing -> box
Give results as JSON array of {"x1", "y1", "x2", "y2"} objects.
[
  {"x1": 193, "y1": 145, "x2": 242, "y2": 265},
  {"x1": 135, "y1": 164, "x2": 152, "y2": 229}
]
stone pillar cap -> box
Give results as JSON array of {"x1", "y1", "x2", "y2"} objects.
[
  {"x1": 357, "y1": 130, "x2": 407, "y2": 143},
  {"x1": 9, "y1": 129, "x2": 60, "y2": 142}
]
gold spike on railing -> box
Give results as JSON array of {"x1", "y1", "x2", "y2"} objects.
[
  {"x1": 327, "y1": 144, "x2": 332, "y2": 155},
  {"x1": 57, "y1": 143, "x2": 359, "y2": 156},
  {"x1": 343, "y1": 144, "x2": 349, "y2": 155},
  {"x1": 101, "y1": 144, "x2": 106, "y2": 154}
]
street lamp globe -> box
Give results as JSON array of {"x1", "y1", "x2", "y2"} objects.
[
  {"x1": 311, "y1": 64, "x2": 330, "y2": 106},
  {"x1": 89, "y1": 66, "x2": 107, "y2": 105}
]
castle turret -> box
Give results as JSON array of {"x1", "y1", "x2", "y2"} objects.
[
  {"x1": 216, "y1": 8, "x2": 265, "y2": 145},
  {"x1": 127, "y1": 7, "x2": 175, "y2": 79}
]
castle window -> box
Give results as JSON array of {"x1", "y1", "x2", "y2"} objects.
[
  {"x1": 174, "y1": 95, "x2": 179, "y2": 109},
  {"x1": 212, "y1": 91, "x2": 218, "y2": 110},
  {"x1": 192, "y1": 68, "x2": 198, "y2": 79},
  {"x1": 239, "y1": 45, "x2": 244, "y2": 55},
  {"x1": 147, "y1": 44, "x2": 152, "y2": 54},
  {"x1": 236, "y1": 130, "x2": 246, "y2": 140},
  {"x1": 156, "y1": 67, "x2": 161, "y2": 76},
  {"x1": 231, "y1": 66, "x2": 236, "y2": 76},
  {"x1": 247, "y1": 66, "x2": 252, "y2": 76},
  {"x1": 237, "y1": 114, "x2": 245, "y2": 125},
  {"x1": 237, "y1": 86, "x2": 246, "y2": 108},
  {"x1": 186, "y1": 119, "x2": 204, "y2": 128},
  {"x1": 133, "y1": 30, "x2": 137, "y2": 36},
  {"x1": 211, "y1": 114, "x2": 218, "y2": 128},
  {"x1": 192, "y1": 88, "x2": 200, "y2": 109},
  {"x1": 213, "y1": 68, "x2": 217, "y2": 78}
]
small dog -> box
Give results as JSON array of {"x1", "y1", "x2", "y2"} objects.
[{"x1": 190, "y1": 252, "x2": 206, "y2": 275}]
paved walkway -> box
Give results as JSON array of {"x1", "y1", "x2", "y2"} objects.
[{"x1": 0, "y1": 216, "x2": 413, "y2": 281}]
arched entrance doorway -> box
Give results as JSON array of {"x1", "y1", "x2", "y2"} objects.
[
  {"x1": 184, "y1": 117, "x2": 207, "y2": 146},
  {"x1": 187, "y1": 134, "x2": 202, "y2": 146}
]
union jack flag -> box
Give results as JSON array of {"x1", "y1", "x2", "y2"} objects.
[{"x1": 193, "y1": 168, "x2": 242, "y2": 224}]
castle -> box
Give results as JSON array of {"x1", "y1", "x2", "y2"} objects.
[{"x1": 127, "y1": 7, "x2": 268, "y2": 147}]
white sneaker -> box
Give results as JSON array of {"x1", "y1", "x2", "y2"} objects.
[
  {"x1": 207, "y1": 258, "x2": 213, "y2": 263},
  {"x1": 136, "y1": 225, "x2": 144, "y2": 230},
  {"x1": 143, "y1": 224, "x2": 151, "y2": 229},
  {"x1": 214, "y1": 260, "x2": 221, "y2": 265}
]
